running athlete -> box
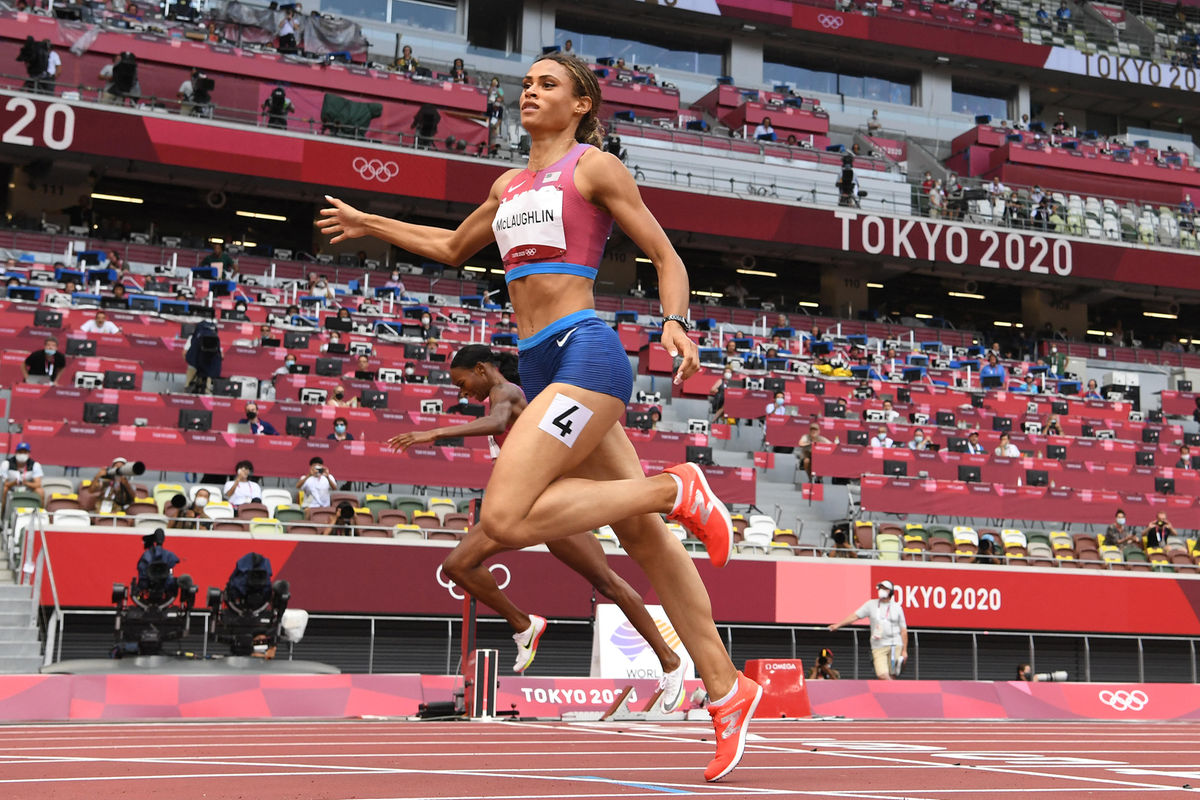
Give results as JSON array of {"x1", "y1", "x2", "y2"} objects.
[
  {"x1": 319, "y1": 51, "x2": 761, "y2": 781},
  {"x1": 389, "y1": 344, "x2": 688, "y2": 712}
]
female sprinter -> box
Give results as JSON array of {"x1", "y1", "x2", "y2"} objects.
[
  {"x1": 389, "y1": 344, "x2": 687, "y2": 712},
  {"x1": 318, "y1": 51, "x2": 761, "y2": 781}
]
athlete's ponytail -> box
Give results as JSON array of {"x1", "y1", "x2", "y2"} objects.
[
  {"x1": 450, "y1": 344, "x2": 521, "y2": 386},
  {"x1": 533, "y1": 51, "x2": 605, "y2": 148}
]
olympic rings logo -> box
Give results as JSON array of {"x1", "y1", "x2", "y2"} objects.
[
  {"x1": 817, "y1": 13, "x2": 845, "y2": 29},
  {"x1": 436, "y1": 563, "x2": 511, "y2": 600},
  {"x1": 1098, "y1": 689, "x2": 1148, "y2": 711},
  {"x1": 352, "y1": 156, "x2": 399, "y2": 182}
]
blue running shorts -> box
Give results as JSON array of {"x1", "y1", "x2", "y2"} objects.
[{"x1": 517, "y1": 309, "x2": 634, "y2": 403}]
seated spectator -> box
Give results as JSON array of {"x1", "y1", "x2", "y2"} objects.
[
  {"x1": 980, "y1": 353, "x2": 1007, "y2": 387},
  {"x1": 1035, "y1": 4, "x2": 1049, "y2": 24},
  {"x1": 238, "y1": 401, "x2": 278, "y2": 435},
  {"x1": 322, "y1": 500, "x2": 358, "y2": 536},
  {"x1": 753, "y1": 116, "x2": 776, "y2": 142},
  {"x1": 908, "y1": 428, "x2": 930, "y2": 450},
  {"x1": 494, "y1": 310, "x2": 516, "y2": 332},
  {"x1": 328, "y1": 384, "x2": 358, "y2": 408},
  {"x1": 723, "y1": 340, "x2": 739, "y2": 364},
  {"x1": 328, "y1": 416, "x2": 354, "y2": 441},
  {"x1": 807, "y1": 648, "x2": 841, "y2": 679},
  {"x1": 562, "y1": 38, "x2": 574, "y2": 54},
  {"x1": 870, "y1": 425, "x2": 894, "y2": 448},
  {"x1": 22, "y1": 336, "x2": 66, "y2": 384},
  {"x1": 199, "y1": 242, "x2": 232, "y2": 276},
  {"x1": 261, "y1": 324, "x2": 281, "y2": 346},
  {"x1": 765, "y1": 391, "x2": 788, "y2": 416},
  {"x1": 1052, "y1": 111, "x2": 1070, "y2": 135},
  {"x1": 799, "y1": 422, "x2": 835, "y2": 478},
  {"x1": 384, "y1": 269, "x2": 407, "y2": 294},
  {"x1": 321, "y1": 331, "x2": 345, "y2": 353},
  {"x1": 1019, "y1": 373, "x2": 1040, "y2": 394},
  {"x1": 828, "y1": 527, "x2": 855, "y2": 558},
  {"x1": 1055, "y1": 0, "x2": 1071, "y2": 33},
  {"x1": 709, "y1": 369, "x2": 731, "y2": 421},
  {"x1": 112, "y1": 284, "x2": 129, "y2": 304},
  {"x1": 223, "y1": 460, "x2": 262, "y2": 506},
  {"x1": 964, "y1": 430, "x2": 985, "y2": 455},
  {"x1": 1044, "y1": 415, "x2": 1063, "y2": 436},
  {"x1": 1083, "y1": 379, "x2": 1103, "y2": 400},
  {"x1": 395, "y1": 44, "x2": 419, "y2": 74},
  {"x1": 2, "y1": 442, "x2": 44, "y2": 504},
  {"x1": 297, "y1": 456, "x2": 336, "y2": 508},
  {"x1": 1177, "y1": 445, "x2": 1194, "y2": 469},
  {"x1": 418, "y1": 312, "x2": 440, "y2": 340},
  {"x1": 310, "y1": 275, "x2": 336, "y2": 304},
  {"x1": 994, "y1": 432, "x2": 1020, "y2": 458},
  {"x1": 880, "y1": 399, "x2": 899, "y2": 422},
  {"x1": 107, "y1": 250, "x2": 129, "y2": 275},
  {"x1": 1104, "y1": 509, "x2": 1137, "y2": 547},
  {"x1": 403, "y1": 362, "x2": 424, "y2": 383},
  {"x1": 352, "y1": 354, "x2": 376, "y2": 380},
  {"x1": 1144, "y1": 511, "x2": 1175, "y2": 549},
  {"x1": 272, "y1": 355, "x2": 297, "y2": 383},
  {"x1": 79, "y1": 309, "x2": 121, "y2": 335},
  {"x1": 976, "y1": 531, "x2": 999, "y2": 564},
  {"x1": 89, "y1": 456, "x2": 136, "y2": 514},
  {"x1": 168, "y1": 489, "x2": 212, "y2": 529},
  {"x1": 1015, "y1": 112, "x2": 1031, "y2": 130},
  {"x1": 449, "y1": 57, "x2": 469, "y2": 84}
]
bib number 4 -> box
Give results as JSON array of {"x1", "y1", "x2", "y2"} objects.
[{"x1": 538, "y1": 393, "x2": 594, "y2": 448}]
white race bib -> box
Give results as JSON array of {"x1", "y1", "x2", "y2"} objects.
[{"x1": 493, "y1": 186, "x2": 566, "y2": 263}]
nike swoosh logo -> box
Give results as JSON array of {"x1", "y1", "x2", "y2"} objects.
[{"x1": 556, "y1": 328, "x2": 577, "y2": 348}]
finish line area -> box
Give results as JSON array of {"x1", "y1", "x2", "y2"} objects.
[{"x1": 1, "y1": 718, "x2": 1197, "y2": 799}]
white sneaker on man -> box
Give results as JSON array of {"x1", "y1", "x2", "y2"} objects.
[
  {"x1": 512, "y1": 614, "x2": 547, "y2": 673},
  {"x1": 658, "y1": 655, "x2": 689, "y2": 713}
]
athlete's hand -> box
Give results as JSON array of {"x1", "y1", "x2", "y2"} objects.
[
  {"x1": 388, "y1": 430, "x2": 434, "y2": 452},
  {"x1": 663, "y1": 324, "x2": 699, "y2": 384},
  {"x1": 317, "y1": 195, "x2": 370, "y2": 244}
]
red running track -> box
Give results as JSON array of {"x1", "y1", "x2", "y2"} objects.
[{"x1": 1, "y1": 718, "x2": 1198, "y2": 799}]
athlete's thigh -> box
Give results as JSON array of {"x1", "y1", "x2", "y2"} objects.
[
  {"x1": 563, "y1": 421, "x2": 648, "y2": 482},
  {"x1": 485, "y1": 382, "x2": 626, "y2": 517}
]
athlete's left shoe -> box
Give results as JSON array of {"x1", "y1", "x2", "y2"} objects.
[
  {"x1": 705, "y1": 670, "x2": 763, "y2": 782},
  {"x1": 664, "y1": 463, "x2": 734, "y2": 568},
  {"x1": 658, "y1": 655, "x2": 689, "y2": 714},
  {"x1": 512, "y1": 614, "x2": 547, "y2": 674}
]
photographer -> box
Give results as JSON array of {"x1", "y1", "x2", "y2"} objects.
[
  {"x1": 1144, "y1": 511, "x2": 1176, "y2": 549},
  {"x1": 16, "y1": 36, "x2": 50, "y2": 93},
  {"x1": 321, "y1": 500, "x2": 358, "y2": 536},
  {"x1": 134, "y1": 529, "x2": 180, "y2": 597},
  {"x1": 2, "y1": 442, "x2": 45, "y2": 506},
  {"x1": 178, "y1": 68, "x2": 214, "y2": 118},
  {"x1": 223, "y1": 460, "x2": 262, "y2": 507},
  {"x1": 297, "y1": 456, "x2": 336, "y2": 508},
  {"x1": 836, "y1": 154, "x2": 859, "y2": 207},
  {"x1": 99, "y1": 52, "x2": 140, "y2": 105},
  {"x1": 807, "y1": 648, "x2": 840, "y2": 680},
  {"x1": 262, "y1": 86, "x2": 294, "y2": 130},
  {"x1": 167, "y1": 488, "x2": 213, "y2": 529},
  {"x1": 88, "y1": 456, "x2": 139, "y2": 514}
]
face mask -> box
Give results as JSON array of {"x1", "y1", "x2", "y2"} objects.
[
  {"x1": 421, "y1": 317, "x2": 431, "y2": 326},
  {"x1": 317, "y1": 282, "x2": 326, "y2": 288},
  {"x1": 915, "y1": 435, "x2": 924, "y2": 443},
  {"x1": 878, "y1": 589, "x2": 890, "y2": 600},
  {"x1": 405, "y1": 367, "x2": 415, "y2": 376},
  {"x1": 391, "y1": 273, "x2": 399, "y2": 280},
  {"x1": 44, "y1": 349, "x2": 57, "y2": 357},
  {"x1": 246, "y1": 410, "x2": 257, "y2": 419},
  {"x1": 236, "y1": 306, "x2": 246, "y2": 313},
  {"x1": 194, "y1": 497, "x2": 208, "y2": 508},
  {"x1": 335, "y1": 424, "x2": 346, "y2": 434},
  {"x1": 15, "y1": 453, "x2": 29, "y2": 465},
  {"x1": 1116, "y1": 517, "x2": 1125, "y2": 525},
  {"x1": 334, "y1": 390, "x2": 344, "y2": 398},
  {"x1": 458, "y1": 396, "x2": 469, "y2": 405},
  {"x1": 723, "y1": 372, "x2": 732, "y2": 380}
]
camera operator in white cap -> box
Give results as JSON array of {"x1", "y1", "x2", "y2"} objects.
[{"x1": 828, "y1": 579, "x2": 908, "y2": 679}]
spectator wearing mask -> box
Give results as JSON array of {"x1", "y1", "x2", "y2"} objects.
[
  {"x1": 403, "y1": 362, "x2": 423, "y2": 383},
  {"x1": 828, "y1": 580, "x2": 908, "y2": 680},
  {"x1": 908, "y1": 428, "x2": 930, "y2": 450},
  {"x1": 323, "y1": 500, "x2": 358, "y2": 536},
  {"x1": 321, "y1": 331, "x2": 344, "y2": 353},
  {"x1": 495, "y1": 311, "x2": 516, "y2": 332},
  {"x1": 223, "y1": 460, "x2": 261, "y2": 506},
  {"x1": 79, "y1": 310, "x2": 121, "y2": 335},
  {"x1": 1181, "y1": 194, "x2": 1195, "y2": 221},
  {"x1": 384, "y1": 269, "x2": 407, "y2": 294},
  {"x1": 1144, "y1": 511, "x2": 1176, "y2": 549},
  {"x1": 328, "y1": 385, "x2": 358, "y2": 407},
  {"x1": 238, "y1": 401, "x2": 278, "y2": 435},
  {"x1": 1105, "y1": 509, "x2": 1137, "y2": 548},
  {"x1": 870, "y1": 426, "x2": 894, "y2": 448},
  {"x1": 995, "y1": 432, "x2": 1020, "y2": 458},
  {"x1": 1178, "y1": 445, "x2": 1195, "y2": 469},
  {"x1": 23, "y1": 337, "x2": 66, "y2": 384},
  {"x1": 273, "y1": 354, "x2": 297, "y2": 383},
  {"x1": 89, "y1": 456, "x2": 136, "y2": 514},
  {"x1": 418, "y1": 312, "x2": 440, "y2": 340},
  {"x1": 168, "y1": 488, "x2": 212, "y2": 529},
  {"x1": 297, "y1": 457, "x2": 336, "y2": 508},
  {"x1": 327, "y1": 417, "x2": 354, "y2": 441},
  {"x1": 2, "y1": 442, "x2": 44, "y2": 504},
  {"x1": 764, "y1": 391, "x2": 788, "y2": 416}
]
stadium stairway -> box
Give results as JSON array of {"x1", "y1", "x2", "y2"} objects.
[{"x1": 0, "y1": 579, "x2": 41, "y2": 674}]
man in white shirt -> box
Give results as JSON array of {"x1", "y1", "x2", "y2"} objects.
[
  {"x1": 297, "y1": 456, "x2": 336, "y2": 508},
  {"x1": 79, "y1": 310, "x2": 121, "y2": 335},
  {"x1": 829, "y1": 580, "x2": 908, "y2": 679},
  {"x1": 880, "y1": 399, "x2": 899, "y2": 422},
  {"x1": 223, "y1": 460, "x2": 262, "y2": 506},
  {"x1": 995, "y1": 432, "x2": 1021, "y2": 458},
  {"x1": 870, "y1": 426, "x2": 894, "y2": 448}
]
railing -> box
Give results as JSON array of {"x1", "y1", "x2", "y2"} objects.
[
  {"x1": 19, "y1": 514, "x2": 63, "y2": 667},
  {"x1": 42, "y1": 608, "x2": 1200, "y2": 682}
]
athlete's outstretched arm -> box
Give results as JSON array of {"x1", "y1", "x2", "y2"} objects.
[
  {"x1": 389, "y1": 385, "x2": 521, "y2": 451},
  {"x1": 576, "y1": 149, "x2": 698, "y2": 382},
  {"x1": 317, "y1": 170, "x2": 517, "y2": 267}
]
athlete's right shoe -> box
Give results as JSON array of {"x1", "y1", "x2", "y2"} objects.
[
  {"x1": 512, "y1": 614, "x2": 546, "y2": 674},
  {"x1": 704, "y1": 670, "x2": 763, "y2": 782},
  {"x1": 657, "y1": 655, "x2": 689, "y2": 714},
  {"x1": 664, "y1": 463, "x2": 734, "y2": 568}
]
